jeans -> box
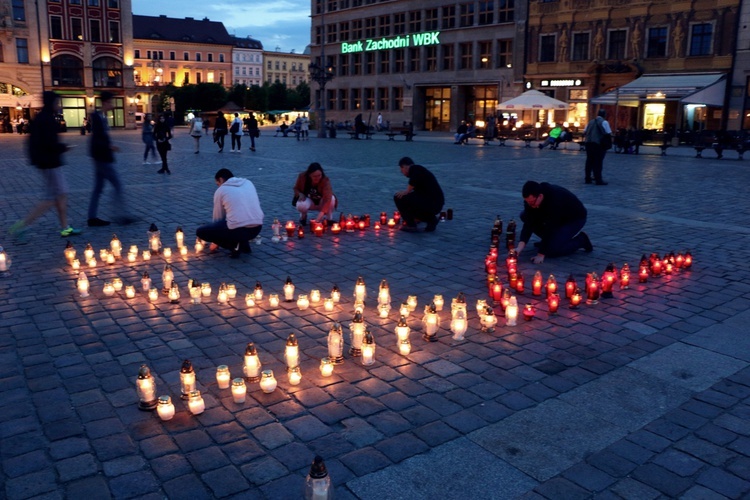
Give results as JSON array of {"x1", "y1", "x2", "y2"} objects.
[
  {"x1": 520, "y1": 210, "x2": 586, "y2": 257},
  {"x1": 296, "y1": 195, "x2": 337, "y2": 220},
  {"x1": 585, "y1": 142, "x2": 606, "y2": 182},
  {"x1": 156, "y1": 142, "x2": 170, "y2": 171},
  {"x1": 196, "y1": 220, "x2": 262, "y2": 250},
  {"x1": 394, "y1": 192, "x2": 441, "y2": 226},
  {"x1": 143, "y1": 140, "x2": 156, "y2": 161},
  {"x1": 231, "y1": 134, "x2": 241, "y2": 150},
  {"x1": 88, "y1": 161, "x2": 125, "y2": 220}
]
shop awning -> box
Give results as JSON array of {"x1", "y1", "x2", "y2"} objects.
[{"x1": 590, "y1": 73, "x2": 726, "y2": 106}]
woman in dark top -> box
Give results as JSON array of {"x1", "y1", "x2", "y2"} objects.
[{"x1": 154, "y1": 114, "x2": 173, "y2": 175}]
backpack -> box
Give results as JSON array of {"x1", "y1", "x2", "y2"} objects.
[
  {"x1": 230, "y1": 120, "x2": 240, "y2": 134},
  {"x1": 192, "y1": 119, "x2": 203, "y2": 135}
]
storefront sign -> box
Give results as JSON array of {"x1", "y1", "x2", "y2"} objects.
[
  {"x1": 541, "y1": 79, "x2": 584, "y2": 87},
  {"x1": 341, "y1": 32, "x2": 440, "y2": 53}
]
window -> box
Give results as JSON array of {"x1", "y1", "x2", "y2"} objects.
[
  {"x1": 352, "y1": 19, "x2": 362, "y2": 39},
  {"x1": 425, "y1": 9, "x2": 438, "y2": 30},
  {"x1": 409, "y1": 11, "x2": 421, "y2": 32},
  {"x1": 71, "y1": 18, "x2": 83, "y2": 40},
  {"x1": 220, "y1": 54, "x2": 225, "y2": 63},
  {"x1": 392, "y1": 86, "x2": 403, "y2": 111},
  {"x1": 108, "y1": 21, "x2": 120, "y2": 43},
  {"x1": 15, "y1": 37, "x2": 29, "y2": 63},
  {"x1": 572, "y1": 32, "x2": 589, "y2": 60},
  {"x1": 208, "y1": 53, "x2": 213, "y2": 62},
  {"x1": 340, "y1": 21, "x2": 350, "y2": 41},
  {"x1": 282, "y1": 62, "x2": 287, "y2": 70},
  {"x1": 90, "y1": 20, "x2": 101, "y2": 42},
  {"x1": 378, "y1": 87, "x2": 388, "y2": 110},
  {"x1": 50, "y1": 16, "x2": 63, "y2": 39},
  {"x1": 460, "y1": 3, "x2": 474, "y2": 27},
  {"x1": 498, "y1": 0, "x2": 514, "y2": 23},
  {"x1": 442, "y1": 43, "x2": 454, "y2": 70},
  {"x1": 352, "y1": 88, "x2": 361, "y2": 110},
  {"x1": 393, "y1": 13, "x2": 405, "y2": 35},
  {"x1": 689, "y1": 23, "x2": 712, "y2": 56},
  {"x1": 196, "y1": 72, "x2": 201, "y2": 84},
  {"x1": 539, "y1": 34, "x2": 555, "y2": 62},
  {"x1": 477, "y1": 41, "x2": 491, "y2": 69},
  {"x1": 379, "y1": 15, "x2": 389, "y2": 37},
  {"x1": 497, "y1": 39, "x2": 512, "y2": 67},
  {"x1": 442, "y1": 6, "x2": 455, "y2": 29},
  {"x1": 365, "y1": 88, "x2": 374, "y2": 110},
  {"x1": 646, "y1": 27, "x2": 667, "y2": 58},
  {"x1": 184, "y1": 52, "x2": 190, "y2": 61},
  {"x1": 478, "y1": 1, "x2": 494, "y2": 25},
  {"x1": 170, "y1": 51, "x2": 175, "y2": 60},
  {"x1": 353, "y1": 53, "x2": 361, "y2": 75},
  {"x1": 365, "y1": 18, "x2": 375, "y2": 38},
  {"x1": 134, "y1": 49, "x2": 140, "y2": 59},
  {"x1": 196, "y1": 53, "x2": 201, "y2": 62},
  {"x1": 379, "y1": 51, "x2": 389, "y2": 73},
  {"x1": 394, "y1": 48, "x2": 404, "y2": 73},
  {"x1": 12, "y1": 0, "x2": 25, "y2": 22},
  {"x1": 426, "y1": 46, "x2": 437, "y2": 71},
  {"x1": 408, "y1": 47, "x2": 420, "y2": 72},
  {"x1": 460, "y1": 42, "x2": 472, "y2": 69},
  {"x1": 338, "y1": 89, "x2": 348, "y2": 110},
  {"x1": 0, "y1": 42, "x2": 4, "y2": 62},
  {"x1": 108, "y1": 0, "x2": 119, "y2": 7},
  {"x1": 608, "y1": 29, "x2": 626, "y2": 60},
  {"x1": 89, "y1": 0, "x2": 100, "y2": 5},
  {"x1": 70, "y1": 0, "x2": 81, "y2": 4},
  {"x1": 183, "y1": 71, "x2": 189, "y2": 85},
  {"x1": 92, "y1": 57, "x2": 122, "y2": 87},
  {"x1": 365, "y1": 52, "x2": 374, "y2": 74},
  {"x1": 51, "y1": 54, "x2": 83, "y2": 85}
]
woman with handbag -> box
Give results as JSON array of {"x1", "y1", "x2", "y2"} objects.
[
  {"x1": 583, "y1": 109, "x2": 612, "y2": 185},
  {"x1": 155, "y1": 114, "x2": 173, "y2": 175}
]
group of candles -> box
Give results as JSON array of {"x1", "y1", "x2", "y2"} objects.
[
  {"x1": 0, "y1": 245, "x2": 9, "y2": 272},
  {"x1": 484, "y1": 216, "x2": 694, "y2": 320}
]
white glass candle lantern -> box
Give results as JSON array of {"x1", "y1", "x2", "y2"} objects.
[
  {"x1": 217, "y1": 284, "x2": 228, "y2": 304},
  {"x1": 148, "y1": 223, "x2": 161, "y2": 253},
  {"x1": 331, "y1": 285, "x2": 341, "y2": 303},
  {"x1": 289, "y1": 366, "x2": 302, "y2": 385},
  {"x1": 189, "y1": 285, "x2": 202, "y2": 304},
  {"x1": 175, "y1": 226, "x2": 184, "y2": 248},
  {"x1": 353, "y1": 299, "x2": 365, "y2": 314},
  {"x1": 328, "y1": 323, "x2": 344, "y2": 364},
  {"x1": 297, "y1": 294, "x2": 310, "y2": 310},
  {"x1": 349, "y1": 312, "x2": 365, "y2": 357},
  {"x1": 179, "y1": 245, "x2": 188, "y2": 258},
  {"x1": 148, "y1": 288, "x2": 159, "y2": 302},
  {"x1": 268, "y1": 294, "x2": 280, "y2": 308},
  {"x1": 168, "y1": 283, "x2": 180, "y2": 303},
  {"x1": 399, "y1": 338, "x2": 411, "y2": 356},
  {"x1": 110, "y1": 234, "x2": 122, "y2": 258},
  {"x1": 451, "y1": 292, "x2": 468, "y2": 319},
  {"x1": 141, "y1": 272, "x2": 151, "y2": 292},
  {"x1": 226, "y1": 284, "x2": 237, "y2": 299},
  {"x1": 231, "y1": 378, "x2": 247, "y2": 403},
  {"x1": 188, "y1": 390, "x2": 205, "y2": 415},
  {"x1": 216, "y1": 365, "x2": 231, "y2": 389},
  {"x1": 76, "y1": 272, "x2": 89, "y2": 297},
  {"x1": 253, "y1": 281, "x2": 264, "y2": 301},
  {"x1": 243, "y1": 342, "x2": 262, "y2": 382},
  {"x1": 162, "y1": 247, "x2": 172, "y2": 260},
  {"x1": 481, "y1": 306, "x2": 498, "y2": 333},
  {"x1": 324, "y1": 298, "x2": 335, "y2": 312},
  {"x1": 361, "y1": 330, "x2": 376, "y2": 366},
  {"x1": 71, "y1": 259, "x2": 80, "y2": 270},
  {"x1": 283, "y1": 276, "x2": 295, "y2": 302},
  {"x1": 106, "y1": 252, "x2": 116, "y2": 265},
  {"x1": 305, "y1": 456, "x2": 332, "y2": 500},
  {"x1": 102, "y1": 281, "x2": 116, "y2": 297},
  {"x1": 179, "y1": 360, "x2": 196, "y2": 399},
  {"x1": 378, "y1": 304, "x2": 390, "y2": 319},
  {"x1": 84, "y1": 243, "x2": 95, "y2": 262},
  {"x1": 433, "y1": 294, "x2": 445, "y2": 312},
  {"x1": 451, "y1": 309, "x2": 468, "y2": 341},
  {"x1": 476, "y1": 299, "x2": 488, "y2": 315},
  {"x1": 142, "y1": 250, "x2": 151, "y2": 261},
  {"x1": 136, "y1": 365, "x2": 158, "y2": 410},
  {"x1": 319, "y1": 357, "x2": 334, "y2": 377},
  {"x1": 407, "y1": 295, "x2": 418, "y2": 312},
  {"x1": 127, "y1": 252, "x2": 137, "y2": 263},
  {"x1": 64, "y1": 241, "x2": 76, "y2": 262},
  {"x1": 354, "y1": 276, "x2": 367, "y2": 302},
  {"x1": 378, "y1": 279, "x2": 390, "y2": 305},
  {"x1": 285, "y1": 334, "x2": 299, "y2": 370},
  {"x1": 201, "y1": 283, "x2": 211, "y2": 298},
  {"x1": 399, "y1": 302, "x2": 410, "y2": 318},
  {"x1": 99, "y1": 248, "x2": 108, "y2": 262},
  {"x1": 422, "y1": 303, "x2": 439, "y2": 342},
  {"x1": 128, "y1": 244, "x2": 138, "y2": 255},
  {"x1": 395, "y1": 316, "x2": 410, "y2": 342},
  {"x1": 157, "y1": 395, "x2": 175, "y2": 421},
  {"x1": 245, "y1": 293, "x2": 256, "y2": 308},
  {"x1": 195, "y1": 237, "x2": 204, "y2": 254},
  {"x1": 87, "y1": 258, "x2": 97, "y2": 268},
  {"x1": 112, "y1": 278, "x2": 123, "y2": 291},
  {"x1": 260, "y1": 370, "x2": 277, "y2": 393},
  {"x1": 125, "y1": 285, "x2": 136, "y2": 299},
  {"x1": 162, "y1": 265, "x2": 173, "y2": 291},
  {"x1": 505, "y1": 296, "x2": 519, "y2": 326},
  {"x1": 310, "y1": 289, "x2": 321, "y2": 304}
]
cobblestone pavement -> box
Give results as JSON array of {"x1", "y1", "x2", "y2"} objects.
[{"x1": 1, "y1": 127, "x2": 748, "y2": 499}]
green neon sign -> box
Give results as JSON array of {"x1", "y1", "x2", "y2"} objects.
[{"x1": 341, "y1": 31, "x2": 441, "y2": 53}]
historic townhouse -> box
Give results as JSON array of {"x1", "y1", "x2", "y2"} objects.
[
  {"x1": 231, "y1": 35, "x2": 263, "y2": 88},
  {"x1": 263, "y1": 48, "x2": 310, "y2": 89}
]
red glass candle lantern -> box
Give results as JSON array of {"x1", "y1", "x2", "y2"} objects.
[
  {"x1": 651, "y1": 258, "x2": 662, "y2": 276},
  {"x1": 515, "y1": 273, "x2": 525, "y2": 294},
  {"x1": 373, "y1": 222, "x2": 381, "y2": 230},
  {"x1": 638, "y1": 265, "x2": 649, "y2": 283},
  {"x1": 532, "y1": 271, "x2": 543, "y2": 296},
  {"x1": 522, "y1": 304, "x2": 536, "y2": 321},
  {"x1": 586, "y1": 273, "x2": 600, "y2": 304},
  {"x1": 364, "y1": 214, "x2": 371, "y2": 227},
  {"x1": 570, "y1": 288, "x2": 582, "y2": 309},
  {"x1": 489, "y1": 247, "x2": 499, "y2": 261},
  {"x1": 357, "y1": 219, "x2": 366, "y2": 230},
  {"x1": 330, "y1": 222, "x2": 342, "y2": 234},
  {"x1": 313, "y1": 222, "x2": 324, "y2": 237},
  {"x1": 297, "y1": 226, "x2": 305, "y2": 239},
  {"x1": 500, "y1": 288, "x2": 512, "y2": 312},
  {"x1": 683, "y1": 251, "x2": 692, "y2": 268},
  {"x1": 387, "y1": 218, "x2": 396, "y2": 228},
  {"x1": 393, "y1": 211, "x2": 401, "y2": 224},
  {"x1": 345, "y1": 215, "x2": 356, "y2": 233},
  {"x1": 490, "y1": 281, "x2": 503, "y2": 304},
  {"x1": 285, "y1": 221, "x2": 296, "y2": 237},
  {"x1": 509, "y1": 272, "x2": 518, "y2": 290},
  {"x1": 547, "y1": 293, "x2": 560, "y2": 314},
  {"x1": 506, "y1": 250, "x2": 518, "y2": 274},
  {"x1": 620, "y1": 263, "x2": 631, "y2": 289},
  {"x1": 601, "y1": 267, "x2": 616, "y2": 299},
  {"x1": 380, "y1": 212, "x2": 387, "y2": 225},
  {"x1": 675, "y1": 253, "x2": 684, "y2": 269},
  {"x1": 546, "y1": 275, "x2": 557, "y2": 298},
  {"x1": 565, "y1": 275, "x2": 577, "y2": 299},
  {"x1": 487, "y1": 261, "x2": 498, "y2": 276},
  {"x1": 487, "y1": 273, "x2": 496, "y2": 291}
]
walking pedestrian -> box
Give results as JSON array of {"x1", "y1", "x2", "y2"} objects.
[
  {"x1": 87, "y1": 91, "x2": 135, "y2": 226},
  {"x1": 142, "y1": 114, "x2": 157, "y2": 164},
  {"x1": 300, "y1": 116, "x2": 309, "y2": 141},
  {"x1": 154, "y1": 114, "x2": 172, "y2": 175},
  {"x1": 583, "y1": 109, "x2": 612, "y2": 185},
  {"x1": 8, "y1": 91, "x2": 82, "y2": 242},
  {"x1": 188, "y1": 113, "x2": 203, "y2": 154},
  {"x1": 214, "y1": 113, "x2": 227, "y2": 152},
  {"x1": 247, "y1": 114, "x2": 259, "y2": 151},
  {"x1": 229, "y1": 113, "x2": 242, "y2": 152}
]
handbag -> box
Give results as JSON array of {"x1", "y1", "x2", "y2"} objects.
[
  {"x1": 165, "y1": 141, "x2": 172, "y2": 151},
  {"x1": 597, "y1": 120, "x2": 612, "y2": 150},
  {"x1": 291, "y1": 195, "x2": 299, "y2": 207}
]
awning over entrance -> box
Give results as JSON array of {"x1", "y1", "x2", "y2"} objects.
[{"x1": 590, "y1": 73, "x2": 726, "y2": 106}]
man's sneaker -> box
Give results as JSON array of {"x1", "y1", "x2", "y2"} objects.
[
  {"x1": 8, "y1": 220, "x2": 29, "y2": 243},
  {"x1": 424, "y1": 216, "x2": 438, "y2": 232},
  {"x1": 299, "y1": 216, "x2": 307, "y2": 226},
  {"x1": 87, "y1": 218, "x2": 111, "y2": 227},
  {"x1": 60, "y1": 226, "x2": 82, "y2": 237}
]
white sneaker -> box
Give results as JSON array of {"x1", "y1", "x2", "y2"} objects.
[{"x1": 143, "y1": 161, "x2": 150, "y2": 164}]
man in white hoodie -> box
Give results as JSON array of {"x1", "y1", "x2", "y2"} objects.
[{"x1": 196, "y1": 168, "x2": 264, "y2": 258}]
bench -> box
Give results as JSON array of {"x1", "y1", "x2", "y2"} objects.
[
  {"x1": 692, "y1": 131, "x2": 717, "y2": 158},
  {"x1": 386, "y1": 128, "x2": 416, "y2": 141},
  {"x1": 713, "y1": 131, "x2": 750, "y2": 160},
  {"x1": 348, "y1": 131, "x2": 374, "y2": 140}
]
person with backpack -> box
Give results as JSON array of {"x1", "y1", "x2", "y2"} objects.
[
  {"x1": 142, "y1": 114, "x2": 157, "y2": 164},
  {"x1": 214, "y1": 113, "x2": 228, "y2": 153},
  {"x1": 247, "y1": 114, "x2": 259, "y2": 151},
  {"x1": 229, "y1": 112, "x2": 242, "y2": 152},
  {"x1": 188, "y1": 113, "x2": 203, "y2": 154},
  {"x1": 583, "y1": 109, "x2": 612, "y2": 185},
  {"x1": 155, "y1": 114, "x2": 172, "y2": 174}
]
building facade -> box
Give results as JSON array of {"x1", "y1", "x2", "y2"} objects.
[
  {"x1": 132, "y1": 15, "x2": 233, "y2": 115},
  {"x1": 231, "y1": 35, "x2": 263, "y2": 88},
  {"x1": 263, "y1": 49, "x2": 310, "y2": 89},
  {"x1": 309, "y1": 0, "x2": 526, "y2": 132}
]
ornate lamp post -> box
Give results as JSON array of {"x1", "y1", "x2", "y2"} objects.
[{"x1": 310, "y1": 2, "x2": 334, "y2": 138}]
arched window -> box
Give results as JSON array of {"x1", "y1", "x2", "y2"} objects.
[
  {"x1": 51, "y1": 54, "x2": 83, "y2": 86},
  {"x1": 93, "y1": 57, "x2": 123, "y2": 87}
]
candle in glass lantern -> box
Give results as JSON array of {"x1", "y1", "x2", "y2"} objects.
[
  {"x1": 393, "y1": 211, "x2": 401, "y2": 224},
  {"x1": 148, "y1": 223, "x2": 161, "y2": 253},
  {"x1": 231, "y1": 378, "x2": 247, "y2": 403},
  {"x1": 586, "y1": 274, "x2": 600, "y2": 304},
  {"x1": 349, "y1": 312, "x2": 365, "y2": 357},
  {"x1": 148, "y1": 288, "x2": 159, "y2": 302},
  {"x1": 180, "y1": 360, "x2": 196, "y2": 399},
  {"x1": 64, "y1": 241, "x2": 76, "y2": 262},
  {"x1": 665, "y1": 260, "x2": 674, "y2": 275},
  {"x1": 297, "y1": 294, "x2": 310, "y2": 310},
  {"x1": 601, "y1": 267, "x2": 616, "y2": 299},
  {"x1": 188, "y1": 390, "x2": 205, "y2": 415},
  {"x1": 546, "y1": 275, "x2": 558, "y2": 297},
  {"x1": 162, "y1": 264, "x2": 174, "y2": 291},
  {"x1": 378, "y1": 280, "x2": 390, "y2": 305},
  {"x1": 162, "y1": 247, "x2": 172, "y2": 260},
  {"x1": 486, "y1": 260, "x2": 498, "y2": 276},
  {"x1": 515, "y1": 273, "x2": 525, "y2": 294},
  {"x1": 451, "y1": 309, "x2": 468, "y2": 340},
  {"x1": 216, "y1": 365, "x2": 231, "y2": 389},
  {"x1": 432, "y1": 294, "x2": 444, "y2": 311},
  {"x1": 260, "y1": 370, "x2": 277, "y2": 393},
  {"x1": 285, "y1": 334, "x2": 299, "y2": 370},
  {"x1": 320, "y1": 357, "x2": 334, "y2": 377},
  {"x1": 157, "y1": 395, "x2": 175, "y2": 421},
  {"x1": 328, "y1": 323, "x2": 344, "y2": 364},
  {"x1": 136, "y1": 365, "x2": 158, "y2": 410},
  {"x1": 683, "y1": 251, "x2": 692, "y2": 268},
  {"x1": 509, "y1": 272, "x2": 518, "y2": 290},
  {"x1": 380, "y1": 211, "x2": 388, "y2": 225},
  {"x1": 499, "y1": 289, "x2": 512, "y2": 312},
  {"x1": 125, "y1": 285, "x2": 136, "y2": 299},
  {"x1": 81, "y1": 243, "x2": 93, "y2": 262},
  {"x1": 490, "y1": 281, "x2": 503, "y2": 304},
  {"x1": 422, "y1": 303, "x2": 439, "y2": 342},
  {"x1": 142, "y1": 250, "x2": 151, "y2": 261},
  {"x1": 353, "y1": 299, "x2": 365, "y2": 315},
  {"x1": 310, "y1": 289, "x2": 321, "y2": 304},
  {"x1": 378, "y1": 303, "x2": 390, "y2": 319},
  {"x1": 110, "y1": 234, "x2": 122, "y2": 258},
  {"x1": 344, "y1": 214, "x2": 356, "y2": 233},
  {"x1": 357, "y1": 219, "x2": 366, "y2": 231},
  {"x1": 297, "y1": 226, "x2": 305, "y2": 239},
  {"x1": 505, "y1": 296, "x2": 519, "y2": 326},
  {"x1": 243, "y1": 342, "x2": 262, "y2": 382},
  {"x1": 111, "y1": 278, "x2": 122, "y2": 292},
  {"x1": 532, "y1": 271, "x2": 543, "y2": 296},
  {"x1": 387, "y1": 218, "x2": 396, "y2": 228},
  {"x1": 268, "y1": 294, "x2": 280, "y2": 308},
  {"x1": 330, "y1": 222, "x2": 342, "y2": 234},
  {"x1": 283, "y1": 276, "x2": 295, "y2": 301},
  {"x1": 179, "y1": 245, "x2": 188, "y2": 258},
  {"x1": 106, "y1": 252, "x2": 116, "y2": 265},
  {"x1": 284, "y1": 221, "x2": 296, "y2": 237},
  {"x1": 217, "y1": 284, "x2": 228, "y2": 304},
  {"x1": 271, "y1": 218, "x2": 281, "y2": 242},
  {"x1": 476, "y1": 298, "x2": 488, "y2": 316},
  {"x1": 312, "y1": 222, "x2": 324, "y2": 237},
  {"x1": 399, "y1": 301, "x2": 410, "y2": 318},
  {"x1": 620, "y1": 263, "x2": 631, "y2": 289},
  {"x1": 195, "y1": 237, "x2": 204, "y2": 254},
  {"x1": 675, "y1": 253, "x2": 684, "y2": 269},
  {"x1": 406, "y1": 295, "x2": 418, "y2": 312},
  {"x1": 361, "y1": 329, "x2": 376, "y2": 366},
  {"x1": 565, "y1": 275, "x2": 577, "y2": 298},
  {"x1": 289, "y1": 366, "x2": 302, "y2": 385},
  {"x1": 71, "y1": 259, "x2": 80, "y2": 270},
  {"x1": 331, "y1": 284, "x2": 341, "y2": 303},
  {"x1": 324, "y1": 298, "x2": 335, "y2": 312},
  {"x1": 127, "y1": 252, "x2": 137, "y2": 263},
  {"x1": 201, "y1": 282, "x2": 212, "y2": 298},
  {"x1": 570, "y1": 288, "x2": 582, "y2": 308},
  {"x1": 245, "y1": 293, "x2": 255, "y2": 308},
  {"x1": 103, "y1": 281, "x2": 115, "y2": 297},
  {"x1": 99, "y1": 248, "x2": 108, "y2": 262},
  {"x1": 522, "y1": 304, "x2": 536, "y2": 321},
  {"x1": 651, "y1": 257, "x2": 662, "y2": 276},
  {"x1": 251, "y1": 281, "x2": 263, "y2": 301},
  {"x1": 190, "y1": 284, "x2": 202, "y2": 304},
  {"x1": 481, "y1": 306, "x2": 498, "y2": 333},
  {"x1": 175, "y1": 226, "x2": 184, "y2": 248},
  {"x1": 128, "y1": 244, "x2": 138, "y2": 256},
  {"x1": 393, "y1": 316, "x2": 410, "y2": 343},
  {"x1": 548, "y1": 293, "x2": 560, "y2": 313},
  {"x1": 168, "y1": 283, "x2": 180, "y2": 303},
  {"x1": 354, "y1": 277, "x2": 367, "y2": 302},
  {"x1": 638, "y1": 265, "x2": 649, "y2": 283}
]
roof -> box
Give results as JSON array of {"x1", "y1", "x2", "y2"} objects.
[
  {"x1": 132, "y1": 15, "x2": 234, "y2": 45},
  {"x1": 230, "y1": 35, "x2": 263, "y2": 50},
  {"x1": 590, "y1": 73, "x2": 726, "y2": 106}
]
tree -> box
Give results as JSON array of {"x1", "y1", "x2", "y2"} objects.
[
  {"x1": 268, "y1": 81, "x2": 288, "y2": 110},
  {"x1": 287, "y1": 81, "x2": 310, "y2": 110},
  {"x1": 227, "y1": 84, "x2": 247, "y2": 108},
  {"x1": 246, "y1": 84, "x2": 269, "y2": 112},
  {"x1": 163, "y1": 83, "x2": 228, "y2": 123}
]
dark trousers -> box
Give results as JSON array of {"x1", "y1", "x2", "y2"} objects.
[
  {"x1": 196, "y1": 220, "x2": 261, "y2": 250},
  {"x1": 88, "y1": 161, "x2": 125, "y2": 219},
  {"x1": 143, "y1": 141, "x2": 156, "y2": 161},
  {"x1": 249, "y1": 133, "x2": 255, "y2": 149},
  {"x1": 231, "y1": 134, "x2": 241, "y2": 150},
  {"x1": 520, "y1": 210, "x2": 586, "y2": 257},
  {"x1": 156, "y1": 142, "x2": 170, "y2": 171},
  {"x1": 394, "y1": 192, "x2": 441, "y2": 227},
  {"x1": 585, "y1": 142, "x2": 606, "y2": 182},
  {"x1": 216, "y1": 133, "x2": 225, "y2": 150}
]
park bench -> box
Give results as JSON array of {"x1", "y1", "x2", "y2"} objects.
[
  {"x1": 348, "y1": 131, "x2": 374, "y2": 140},
  {"x1": 385, "y1": 127, "x2": 416, "y2": 141}
]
